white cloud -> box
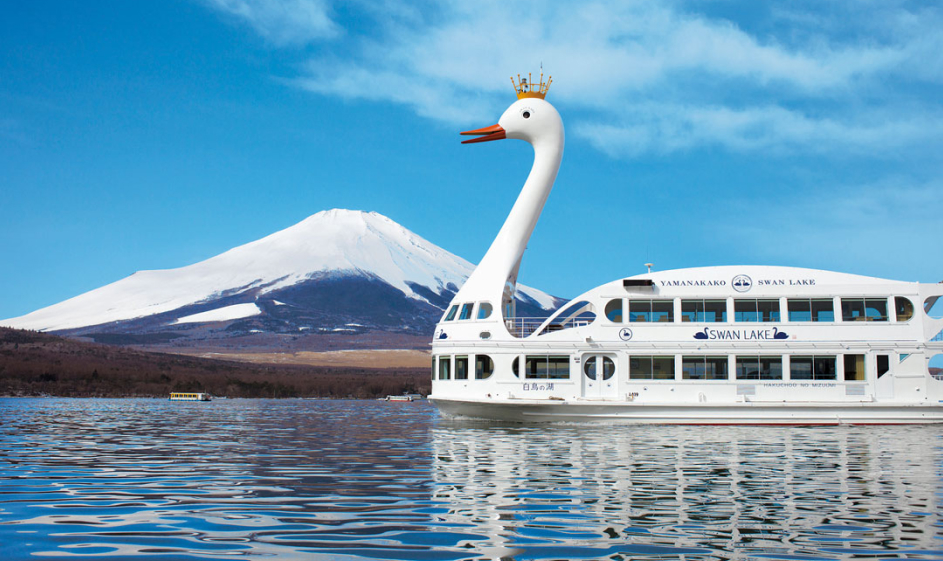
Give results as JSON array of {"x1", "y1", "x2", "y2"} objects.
[
  {"x1": 573, "y1": 103, "x2": 943, "y2": 157},
  {"x1": 205, "y1": 0, "x2": 339, "y2": 46},
  {"x1": 202, "y1": 0, "x2": 943, "y2": 156}
]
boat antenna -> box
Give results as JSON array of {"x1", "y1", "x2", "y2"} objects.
[{"x1": 645, "y1": 263, "x2": 653, "y2": 274}]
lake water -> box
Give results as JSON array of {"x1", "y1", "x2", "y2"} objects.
[{"x1": 1, "y1": 398, "x2": 942, "y2": 560}]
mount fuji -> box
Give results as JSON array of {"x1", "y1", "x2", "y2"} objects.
[{"x1": 2, "y1": 210, "x2": 565, "y2": 350}]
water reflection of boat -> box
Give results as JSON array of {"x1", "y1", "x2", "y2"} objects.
[
  {"x1": 430, "y1": 424, "x2": 942, "y2": 558},
  {"x1": 429, "y1": 74, "x2": 943, "y2": 424}
]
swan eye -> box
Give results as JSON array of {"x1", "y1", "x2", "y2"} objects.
[{"x1": 522, "y1": 111, "x2": 531, "y2": 119}]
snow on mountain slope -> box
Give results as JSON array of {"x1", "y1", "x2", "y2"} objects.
[
  {"x1": 174, "y1": 303, "x2": 262, "y2": 325},
  {"x1": 2, "y1": 210, "x2": 561, "y2": 332}
]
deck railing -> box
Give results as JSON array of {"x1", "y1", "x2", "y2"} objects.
[{"x1": 504, "y1": 316, "x2": 593, "y2": 338}]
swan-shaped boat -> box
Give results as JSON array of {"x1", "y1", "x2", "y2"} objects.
[{"x1": 429, "y1": 73, "x2": 943, "y2": 424}]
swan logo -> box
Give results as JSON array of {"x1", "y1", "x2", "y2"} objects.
[
  {"x1": 619, "y1": 328, "x2": 633, "y2": 341},
  {"x1": 732, "y1": 274, "x2": 753, "y2": 293}
]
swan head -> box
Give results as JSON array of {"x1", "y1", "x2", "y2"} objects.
[{"x1": 461, "y1": 98, "x2": 563, "y2": 147}]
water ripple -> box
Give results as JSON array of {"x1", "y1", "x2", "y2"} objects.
[{"x1": 1, "y1": 398, "x2": 941, "y2": 559}]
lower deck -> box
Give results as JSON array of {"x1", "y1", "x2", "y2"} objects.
[{"x1": 429, "y1": 347, "x2": 943, "y2": 417}]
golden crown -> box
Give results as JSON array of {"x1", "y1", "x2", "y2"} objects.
[{"x1": 511, "y1": 71, "x2": 552, "y2": 100}]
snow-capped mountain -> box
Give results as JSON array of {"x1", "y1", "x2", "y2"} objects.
[{"x1": 2, "y1": 210, "x2": 564, "y2": 343}]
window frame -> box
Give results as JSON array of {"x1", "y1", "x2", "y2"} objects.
[
  {"x1": 605, "y1": 299, "x2": 623, "y2": 323},
  {"x1": 437, "y1": 356, "x2": 451, "y2": 380},
  {"x1": 629, "y1": 299, "x2": 674, "y2": 323},
  {"x1": 682, "y1": 356, "x2": 729, "y2": 380},
  {"x1": 894, "y1": 297, "x2": 914, "y2": 322},
  {"x1": 629, "y1": 355, "x2": 676, "y2": 380},
  {"x1": 790, "y1": 355, "x2": 837, "y2": 380},
  {"x1": 443, "y1": 305, "x2": 458, "y2": 322},
  {"x1": 734, "y1": 299, "x2": 781, "y2": 322},
  {"x1": 843, "y1": 354, "x2": 865, "y2": 381},
  {"x1": 475, "y1": 354, "x2": 494, "y2": 380},
  {"x1": 681, "y1": 299, "x2": 727, "y2": 322},
  {"x1": 455, "y1": 355, "x2": 469, "y2": 380},
  {"x1": 735, "y1": 355, "x2": 783, "y2": 380},
  {"x1": 841, "y1": 297, "x2": 888, "y2": 322},
  {"x1": 524, "y1": 355, "x2": 571, "y2": 380}
]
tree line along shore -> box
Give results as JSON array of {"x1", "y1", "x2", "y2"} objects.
[{"x1": 0, "y1": 328, "x2": 430, "y2": 399}]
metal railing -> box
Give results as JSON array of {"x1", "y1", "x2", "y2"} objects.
[{"x1": 504, "y1": 317, "x2": 593, "y2": 338}]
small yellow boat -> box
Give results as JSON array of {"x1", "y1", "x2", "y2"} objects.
[{"x1": 169, "y1": 392, "x2": 212, "y2": 401}]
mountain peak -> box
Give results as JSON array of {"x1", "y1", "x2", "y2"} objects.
[{"x1": 2, "y1": 210, "x2": 562, "y2": 332}]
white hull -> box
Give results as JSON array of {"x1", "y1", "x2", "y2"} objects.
[{"x1": 431, "y1": 397, "x2": 943, "y2": 425}]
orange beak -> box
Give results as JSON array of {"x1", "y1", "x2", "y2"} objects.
[{"x1": 461, "y1": 124, "x2": 506, "y2": 144}]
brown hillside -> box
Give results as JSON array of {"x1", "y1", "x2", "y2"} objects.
[{"x1": 0, "y1": 328, "x2": 430, "y2": 398}]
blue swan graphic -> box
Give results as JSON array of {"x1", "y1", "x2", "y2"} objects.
[{"x1": 694, "y1": 328, "x2": 709, "y2": 340}]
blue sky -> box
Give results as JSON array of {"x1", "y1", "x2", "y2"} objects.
[{"x1": 1, "y1": 0, "x2": 941, "y2": 320}]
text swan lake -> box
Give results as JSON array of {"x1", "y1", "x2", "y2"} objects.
[{"x1": 694, "y1": 327, "x2": 791, "y2": 340}]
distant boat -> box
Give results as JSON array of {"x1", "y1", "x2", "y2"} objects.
[
  {"x1": 385, "y1": 394, "x2": 423, "y2": 402},
  {"x1": 169, "y1": 392, "x2": 212, "y2": 401}
]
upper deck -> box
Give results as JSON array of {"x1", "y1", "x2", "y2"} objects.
[{"x1": 434, "y1": 265, "x2": 943, "y2": 347}]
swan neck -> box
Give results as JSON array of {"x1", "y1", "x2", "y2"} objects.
[{"x1": 453, "y1": 130, "x2": 563, "y2": 316}]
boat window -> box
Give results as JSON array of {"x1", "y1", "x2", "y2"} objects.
[
  {"x1": 811, "y1": 299, "x2": 834, "y2": 321},
  {"x1": 865, "y1": 299, "x2": 888, "y2": 321},
  {"x1": 431, "y1": 357, "x2": 435, "y2": 382},
  {"x1": 629, "y1": 356, "x2": 675, "y2": 380},
  {"x1": 524, "y1": 355, "x2": 570, "y2": 379},
  {"x1": 681, "y1": 299, "x2": 726, "y2": 322},
  {"x1": 477, "y1": 302, "x2": 493, "y2": 320},
  {"x1": 877, "y1": 354, "x2": 890, "y2": 378},
  {"x1": 455, "y1": 355, "x2": 469, "y2": 380},
  {"x1": 605, "y1": 299, "x2": 623, "y2": 323},
  {"x1": 512, "y1": 356, "x2": 519, "y2": 378},
  {"x1": 584, "y1": 356, "x2": 616, "y2": 380},
  {"x1": 583, "y1": 356, "x2": 597, "y2": 380},
  {"x1": 459, "y1": 303, "x2": 474, "y2": 320},
  {"x1": 841, "y1": 298, "x2": 888, "y2": 321},
  {"x1": 844, "y1": 354, "x2": 865, "y2": 381},
  {"x1": 734, "y1": 299, "x2": 780, "y2": 322},
  {"x1": 437, "y1": 356, "x2": 451, "y2": 380},
  {"x1": 735, "y1": 356, "x2": 783, "y2": 380},
  {"x1": 682, "y1": 356, "x2": 728, "y2": 380},
  {"x1": 787, "y1": 298, "x2": 834, "y2": 322},
  {"x1": 601, "y1": 357, "x2": 615, "y2": 380},
  {"x1": 444, "y1": 305, "x2": 458, "y2": 322},
  {"x1": 788, "y1": 299, "x2": 811, "y2": 321},
  {"x1": 894, "y1": 297, "x2": 914, "y2": 322},
  {"x1": 629, "y1": 300, "x2": 674, "y2": 323},
  {"x1": 929, "y1": 353, "x2": 943, "y2": 381},
  {"x1": 475, "y1": 355, "x2": 494, "y2": 379},
  {"x1": 537, "y1": 300, "x2": 596, "y2": 335},
  {"x1": 790, "y1": 355, "x2": 836, "y2": 380}
]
